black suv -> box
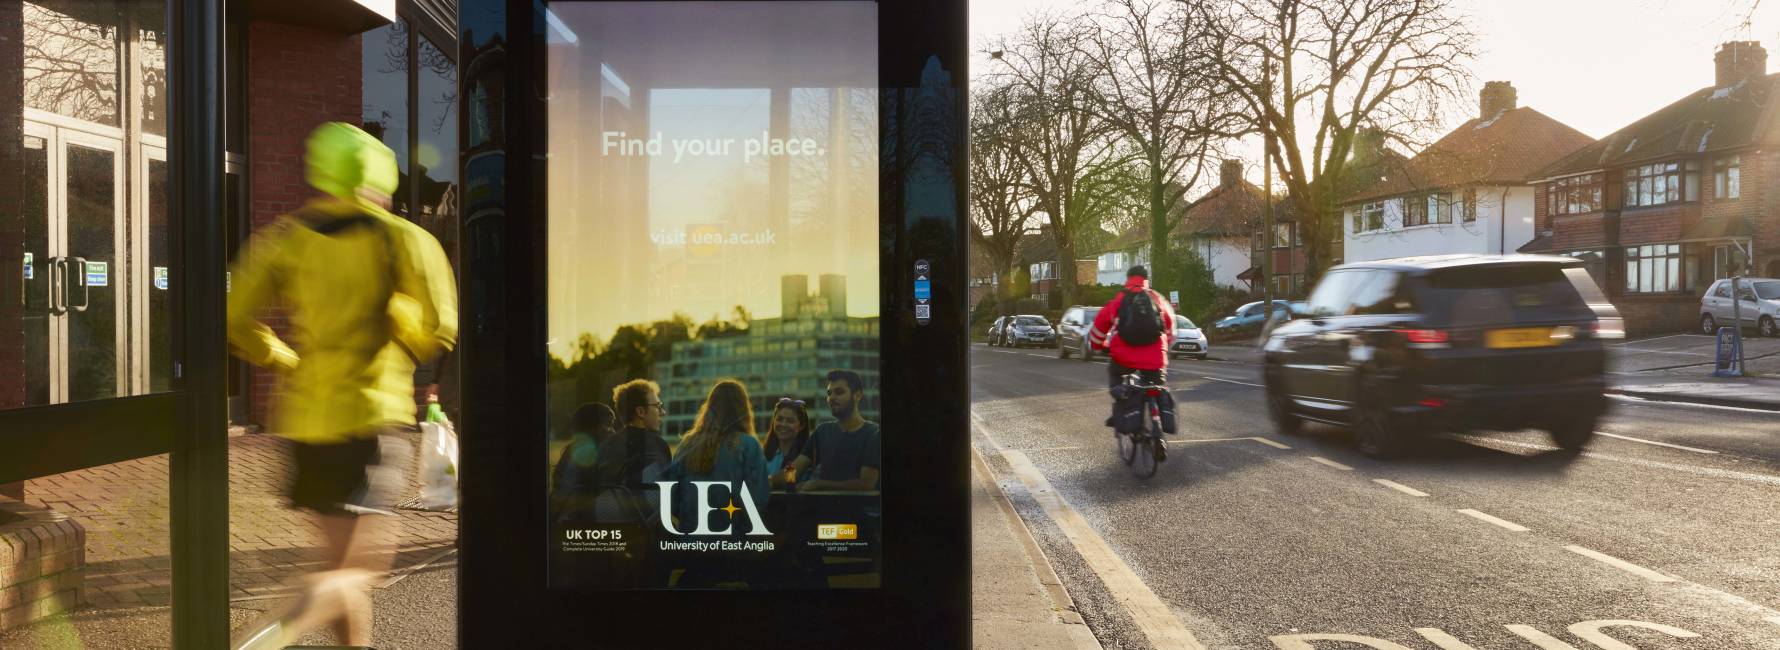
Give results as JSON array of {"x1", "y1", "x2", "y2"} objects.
[{"x1": 1262, "y1": 255, "x2": 1622, "y2": 457}]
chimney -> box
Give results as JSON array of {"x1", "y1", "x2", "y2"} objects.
[
  {"x1": 1716, "y1": 41, "x2": 1767, "y2": 87},
  {"x1": 1479, "y1": 81, "x2": 1517, "y2": 116},
  {"x1": 1220, "y1": 159, "x2": 1243, "y2": 188}
]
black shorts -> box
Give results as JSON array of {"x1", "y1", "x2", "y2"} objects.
[{"x1": 287, "y1": 430, "x2": 406, "y2": 517}]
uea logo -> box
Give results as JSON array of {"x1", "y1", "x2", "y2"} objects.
[{"x1": 655, "y1": 481, "x2": 771, "y2": 536}]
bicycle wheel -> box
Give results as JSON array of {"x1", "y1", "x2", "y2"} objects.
[
  {"x1": 1131, "y1": 431, "x2": 1159, "y2": 478},
  {"x1": 1116, "y1": 429, "x2": 1136, "y2": 465}
]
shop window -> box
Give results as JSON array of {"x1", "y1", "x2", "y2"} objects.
[
  {"x1": 362, "y1": 19, "x2": 410, "y2": 215},
  {"x1": 23, "y1": 1, "x2": 122, "y2": 126}
]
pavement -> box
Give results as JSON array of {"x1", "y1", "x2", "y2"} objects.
[
  {"x1": 971, "y1": 343, "x2": 1780, "y2": 649},
  {"x1": 0, "y1": 429, "x2": 458, "y2": 650}
]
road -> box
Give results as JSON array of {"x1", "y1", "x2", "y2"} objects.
[{"x1": 971, "y1": 343, "x2": 1780, "y2": 650}]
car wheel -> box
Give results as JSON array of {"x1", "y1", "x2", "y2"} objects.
[
  {"x1": 1081, "y1": 342, "x2": 1093, "y2": 362},
  {"x1": 1058, "y1": 341, "x2": 1071, "y2": 359},
  {"x1": 1355, "y1": 399, "x2": 1407, "y2": 458},
  {"x1": 1762, "y1": 316, "x2": 1778, "y2": 338},
  {"x1": 1266, "y1": 381, "x2": 1302, "y2": 436},
  {"x1": 1194, "y1": 354, "x2": 1209, "y2": 361},
  {"x1": 1700, "y1": 313, "x2": 1717, "y2": 335},
  {"x1": 1547, "y1": 413, "x2": 1597, "y2": 451}
]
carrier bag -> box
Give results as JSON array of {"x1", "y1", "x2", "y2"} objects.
[{"x1": 417, "y1": 406, "x2": 459, "y2": 510}]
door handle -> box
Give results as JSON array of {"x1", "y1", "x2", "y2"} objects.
[
  {"x1": 68, "y1": 257, "x2": 89, "y2": 312},
  {"x1": 47, "y1": 257, "x2": 65, "y2": 315}
]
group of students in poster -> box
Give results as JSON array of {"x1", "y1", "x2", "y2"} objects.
[{"x1": 549, "y1": 369, "x2": 882, "y2": 588}]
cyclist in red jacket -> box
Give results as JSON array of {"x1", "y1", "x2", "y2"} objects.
[{"x1": 1090, "y1": 265, "x2": 1176, "y2": 418}]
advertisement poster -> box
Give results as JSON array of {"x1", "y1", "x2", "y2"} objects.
[{"x1": 544, "y1": 2, "x2": 881, "y2": 590}]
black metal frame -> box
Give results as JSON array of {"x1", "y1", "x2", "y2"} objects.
[{"x1": 455, "y1": 0, "x2": 970, "y2": 647}]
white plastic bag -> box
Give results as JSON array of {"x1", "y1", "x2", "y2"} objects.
[{"x1": 417, "y1": 416, "x2": 459, "y2": 510}]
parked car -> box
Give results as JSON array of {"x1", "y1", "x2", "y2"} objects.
[
  {"x1": 1262, "y1": 255, "x2": 1621, "y2": 457},
  {"x1": 1056, "y1": 305, "x2": 1102, "y2": 360},
  {"x1": 1700, "y1": 277, "x2": 1780, "y2": 338},
  {"x1": 985, "y1": 316, "x2": 1008, "y2": 346},
  {"x1": 1001, "y1": 315, "x2": 1057, "y2": 348},
  {"x1": 1212, "y1": 300, "x2": 1297, "y2": 339},
  {"x1": 1170, "y1": 317, "x2": 1210, "y2": 360}
]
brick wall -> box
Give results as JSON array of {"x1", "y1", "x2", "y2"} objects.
[
  {"x1": 244, "y1": 22, "x2": 363, "y2": 426},
  {"x1": 0, "y1": 500, "x2": 85, "y2": 632},
  {"x1": 1618, "y1": 205, "x2": 1691, "y2": 246},
  {"x1": 1750, "y1": 150, "x2": 1779, "y2": 276},
  {"x1": 1613, "y1": 294, "x2": 1700, "y2": 335},
  {"x1": 1532, "y1": 183, "x2": 1549, "y2": 234}
]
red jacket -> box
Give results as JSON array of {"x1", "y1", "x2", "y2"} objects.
[{"x1": 1090, "y1": 276, "x2": 1176, "y2": 370}]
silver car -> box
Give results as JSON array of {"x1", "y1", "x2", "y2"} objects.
[
  {"x1": 1169, "y1": 316, "x2": 1210, "y2": 360},
  {"x1": 1700, "y1": 277, "x2": 1780, "y2": 337}
]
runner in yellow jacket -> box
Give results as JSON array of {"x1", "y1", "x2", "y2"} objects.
[{"x1": 227, "y1": 122, "x2": 456, "y2": 649}]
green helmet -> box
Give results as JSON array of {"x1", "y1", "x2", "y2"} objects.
[{"x1": 304, "y1": 122, "x2": 399, "y2": 202}]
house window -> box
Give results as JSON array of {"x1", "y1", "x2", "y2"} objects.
[
  {"x1": 1461, "y1": 189, "x2": 1477, "y2": 222},
  {"x1": 1624, "y1": 244, "x2": 1682, "y2": 293},
  {"x1": 1564, "y1": 249, "x2": 1606, "y2": 289},
  {"x1": 1547, "y1": 173, "x2": 1602, "y2": 215},
  {"x1": 1360, "y1": 202, "x2": 1384, "y2": 232},
  {"x1": 1714, "y1": 155, "x2": 1740, "y2": 199},
  {"x1": 1405, "y1": 196, "x2": 1425, "y2": 227},
  {"x1": 1622, "y1": 161, "x2": 1697, "y2": 207},
  {"x1": 1273, "y1": 223, "x2": 1292, "y2": 248}
]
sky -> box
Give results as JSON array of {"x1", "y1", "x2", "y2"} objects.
[{"x1": 971, "y1": 0, "x2": 1780, "y2": 181}]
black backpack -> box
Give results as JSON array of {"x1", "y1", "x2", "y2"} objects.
[{"x1": 1116, "y1": 289, "x2": 1164, "y2": 345}]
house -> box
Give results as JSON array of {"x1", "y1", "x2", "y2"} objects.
[
  {"x1": 1519, "y1": 41, "x2": 1780, "y2": 333},
  {"x1": 1014, "y1": 228, "x2": 1095, "y2": 307},
  {"x1": 1094, "y1": 161, "x2": 1258, "y2": 290},
  {"x1": 1341, "y1": 82, "x2": 1594, "y2": 264},
  {"x1": 1249, "y1": 128, "x2": 1406, "y2": 297}
]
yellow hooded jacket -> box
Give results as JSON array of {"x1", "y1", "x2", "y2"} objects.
[{"x1": 227, "y1": 123, "x2": 457, "y2": 444}]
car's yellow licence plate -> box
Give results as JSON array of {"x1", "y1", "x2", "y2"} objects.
[{"x1": 1485, "y1": 327, "x2": 1558, "y2": 349}]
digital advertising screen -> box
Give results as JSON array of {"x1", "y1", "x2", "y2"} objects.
[{"x1": 543, "y1": 1, "x2": 882, "y2": 591}]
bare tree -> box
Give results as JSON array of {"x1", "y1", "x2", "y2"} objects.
[
  {"x1": 1193, "y1": 0, "x2": 1477, "y2": 283},
  {"x1": 1079, "y1": 0, "x2": 1236, "y2": 295},
  {"x1": 969, "y1": 82, "x2": 1041, "y2": 310},
  {"x1": 987, "y1": 11, "x2": 1125, "y2": 309}
]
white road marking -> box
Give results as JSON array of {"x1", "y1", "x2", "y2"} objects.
[
  {"x1": 1199, "y1": 376, "x2": 1264, "y2": 387},
  {"x1": 1608, "y1": 393, "x2": 1778, "y2": 414},
  {"x1": 1564, "y1": 545, "x2": 1679, "y2": 582},
  {"x1": 1271, "y1": 634, "x2": 1415, "y2": 649},
  {"x1": 1456, "y1": 509, "x2": 1530, "y2": 532},
  {"x1": 1309, "y1": 456, "x2": 1353, "y2": 471},
  {"x1": 1568, "y1": 620, "x2": 1699, "y2": 650},
  {"x1": 1766, "y1": 615, "x2": 1780, "y2": 627},
  {"x1": 998, "y1": 448, "x2": 1208, "y2": 650},
  {"x1": 1504, "y1": 624, "x2": 1585, "y2": 649},
  {"x1": 1415, "y1": 627, "x2": 1484, "y2": 650},
  {"x1": 1025, "y1": 353, "x2": 1054, "y2": 359},
  {"x1": 1249, "y1": 437, "x2": 1292, "y2": 449},
  {"x1": 1595, "y1": 431, "x2": 1720, "y2": 454},
  {"x1": 1373, "y1": 479, "x2": 1429, "y2": 497}
]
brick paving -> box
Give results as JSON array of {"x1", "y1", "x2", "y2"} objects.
[{"x1": 15, "y1": 428, "x2": 456, "y2": 610}]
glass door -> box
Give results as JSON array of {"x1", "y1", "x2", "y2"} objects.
[{"x1": 23, "y1": 117, "x2": 129, "y2": 406}]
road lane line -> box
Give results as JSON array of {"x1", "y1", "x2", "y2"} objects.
[
  {"x1": 1608, "y1": 394, "x2": 1778, "y2": 414},
  {"x1": 1564, "y1": 545, "x2": 1679, "y2": 582},
  {"x1": 1456, "y1": 509, "x2": 1530, "y2": 532},
  {"x1": 1308, "y1": 456, "x2": 1353, "y2": 471},
  {"x1": 1373, "y1": 479, "x2": 1429, "y2": 497},
  {"x1": 1199, "y1": 376, "x2": 1263, "y2": 387},
  {"x1": 1416, "y1": 627, "x2": 1490, "y2": 650},
  {"x1": 1594, "y1": 431, "x2": 1720, "y2": 454},
  {"x1": 1248, "y1": 437, "x2": 1292, "y2": 449},
  {"x1": 1451, "y1": 435, "x2": 1780, "y2": 487},
  {"x1": 997, "y1": 448, "x2": 1208, "y2": 650},
  {"x1": 1766, "y1": 615, "x2": 1780, "y2": 627},
  {"x1": 1504, "y1": 625, "x2": 1586, "y2": 649},
  {"x1": 1025, "y1": 353, "x2": 1054, "y2": 359}
]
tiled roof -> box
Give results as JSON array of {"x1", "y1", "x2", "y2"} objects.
[
  {"x1": 1345, "y1": 107, "x2": 1594, "y2": 204},
  {"x1": 1538, "y1": 72, "x2": 1780, "y2": 178}
]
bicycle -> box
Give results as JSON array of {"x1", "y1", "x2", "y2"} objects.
[{"x1": 1111, "y1": 371, "x2": 1169, "y2": 478}]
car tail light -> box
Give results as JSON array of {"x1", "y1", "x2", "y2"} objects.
[
  {"x1": 1585, "y1": 318, "x2": 1625, "y2": 340},
  {"x1": 1418, "y1": 398, "x2": 1445, "y2": 408},
  {"x1": 1396, "y1": 329, "x2": 1451, "y2": 349}
]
